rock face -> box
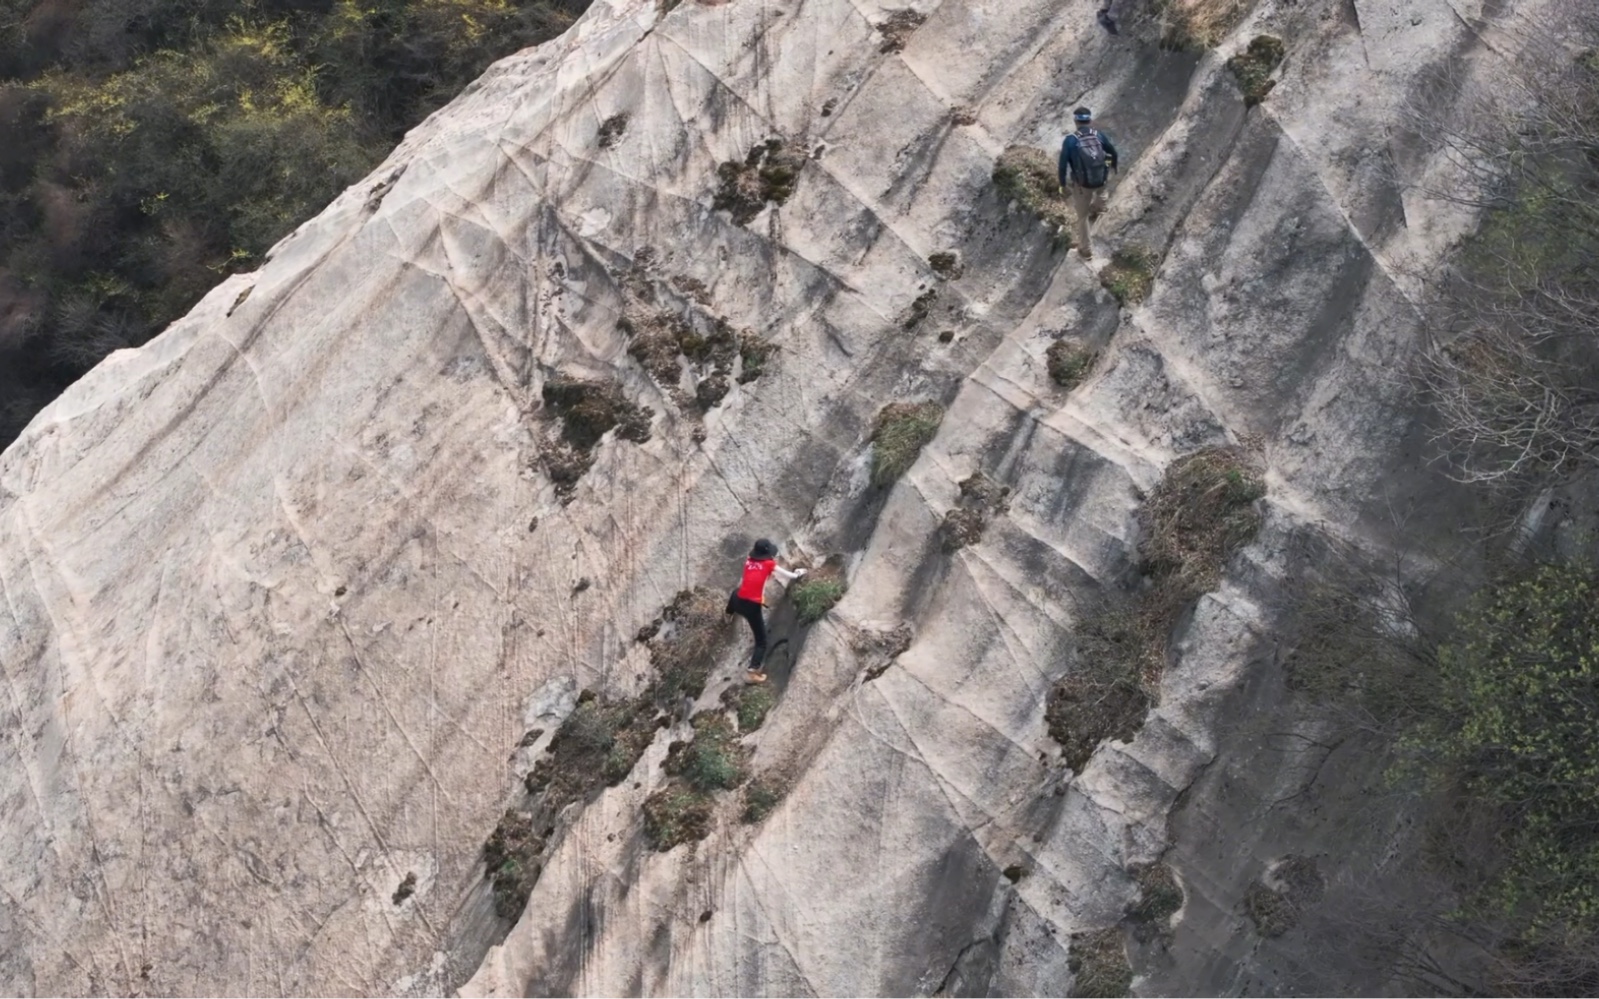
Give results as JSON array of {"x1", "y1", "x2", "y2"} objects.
[{"x1": 0, "y1": 0, "x2": 1566, "y2": 995}]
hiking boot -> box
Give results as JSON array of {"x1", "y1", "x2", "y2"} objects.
[
  {"x1": 1078, "y1": 248, "x2": 1094, "y2": 260},
  {"x1": 745, "y1": 670, "x2": 768, "y2": 684}
]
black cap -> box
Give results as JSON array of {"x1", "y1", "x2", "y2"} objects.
[
  {"x1": 751, "y1": 538, "x2": 778, "y2": 559},
  {"x1": 1074, "y1": 107, "x2": 1093, "y2": 122}
]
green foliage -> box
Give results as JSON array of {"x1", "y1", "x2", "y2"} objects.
[
  {"x1": 871, "y1": 401, "x2": 944, "y2": 487},
  {"x1": 791, "y1": 575, "x2": 847, "y2": 624},
  {"x1": 993, "y1": 146, "x2": 1073, "y2": 234},
  {"x1": 725, "y1": 683, "x2": 776, "y2": 732},
  {"x1": 1227, "y1": 35, "x2": 1286, "y2": 105},
  {"x1": 0, "y1": 0, "x2": 591, "y2": 450},
  {"x1": 1099, "y1": 246, "x2": 1157, "y2": 306},
  {"x1": 1419, "y1": 561, "x2": 1599, "y2": 942},
  {"x1": 1046, "y1": 338, "x2": 1097, "y2": 389},
  {"x1": 666, "y1": 713, "x2": 748, "y2": 792}
]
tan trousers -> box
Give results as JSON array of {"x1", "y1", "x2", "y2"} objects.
[{"x1": 1071, "y1": 184, "x2": 1109, "y2": 256}]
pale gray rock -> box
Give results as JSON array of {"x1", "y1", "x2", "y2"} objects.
[{"x1": 0, "y1": 0, "x2": 1570, "y2": 995}]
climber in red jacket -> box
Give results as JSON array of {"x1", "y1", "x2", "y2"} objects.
[{"x1": 726, "y1": 538, "x2": 806, "y2": 683}]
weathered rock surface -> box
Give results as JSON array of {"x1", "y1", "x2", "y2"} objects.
[{"x1": 0, "y1": 0, "x2": 1569, "y2": 995}]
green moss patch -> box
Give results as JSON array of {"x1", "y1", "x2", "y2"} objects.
[
  {"x1": 714, "y1": 139, "x2": 807, "y2": 225},
  {"x1": 1228, "y1": 35, "x2": 1286, "y2": 105},
  {"x1": 871, "y1": 401, "x2": 945, "y2": 487},
  {"x1": 1099, "y1": 246, "x2": 1158, "y2": 306},
  {"x1": 994, "y1": 146, "x2": 1074, "y2": 234},
  {"x1": 1047, "y1": 338, "x2": 1099, "y2": 390}
]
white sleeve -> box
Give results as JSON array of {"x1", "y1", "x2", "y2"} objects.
[{"x1": 772, "y1": 565, "x2": 801, "y2": 583}]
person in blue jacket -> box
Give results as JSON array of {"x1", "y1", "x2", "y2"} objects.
[{"x1": 1058, "y1": 107, "x2": 1121, "y2": 260}]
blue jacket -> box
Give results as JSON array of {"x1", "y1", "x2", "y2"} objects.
[{"x1": 1058, "y1": 128, "x2": 1120, "y2": 187}]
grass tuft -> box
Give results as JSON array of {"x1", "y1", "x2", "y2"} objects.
[{"x1": 871, "y1": 401, "x2": 944, "y2": 487}]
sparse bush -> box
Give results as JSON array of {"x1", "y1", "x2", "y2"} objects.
[
  {"x1": 877, "y1": 9, "x2": 927, "y2": 53},
  {"x1": 1228, "y1": 35, "x2": 1286, "y2": 105},
  {"x1": 928, "y1": 251, "x2": 961, "y2": 277},
  {"x1": 903, "y1": 288, "x2": 937, "y2": 330},
  {"x1": 1417, "y1": 561, "x2": 1599, "y2": 946},
  {"x1": 1414, "y1": 45, "x2": 1599, "y2": 489},
  {"x1": 742, "y1": 774, "x2": 787, "y2": 823},
  {"x1": 791, "y1": 576, "x2": 846, "y2": 624},
  {"x1": 1129, "y1": 862, "x2": 1184, "y2": 932},
  {"x1": 722, "y1": 682, "x2": 776, "y2": 732},
  {"x1": 1244, "y1": 855, "x2": 1323, "y2": 937},
  {"x1": 714, "y1": 139, "x2": 806, "y2": 225},
  {"x1": 939, "y1": 472, "x2": 1010, "y2": 552},
  {"x1": 1048, "y1": 447, "x2": 1264, "y2": 767},
  {"x1": 642, "y1": 587, "x2": 739, "y2": 706},
  {"x1": 666, "y1": 713, "x2": 749, "y2": 792},
  {"x1": 642, "y1": 782, "x2": 715, "y2": 851},
  {"x1": 524, "y1": 691, "x2": 658, "y2": 802},
  {"x1": 871, "y1": 401, "x2": 944, "y2": 487},
  {"x1": 1047, "y1": 338, "x2": 1098, "y2": 389},
  {"x1": 1046, "y1": 610, "x2": 1150, "y2": 770},
  {"x1": 993, "y1": 146, "x2": 1074, "y2": 234},
  {"x1": 483, "y1": 810, "x2": 545, "y2": 919},
  {"x1": 1068, "y1": 927, "x2": 1132, "y2": 998},
  {"x1": 1099, "y1": 247, "x2": 1157, "y2": 306},
  {"x1": 1155, "y1": 0, "x2": 1252, "y2": 50}
]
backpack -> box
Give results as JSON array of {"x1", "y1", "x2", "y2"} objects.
[{"x1": 1074, "y1": 129, "x2": 1109, "y2": 188}]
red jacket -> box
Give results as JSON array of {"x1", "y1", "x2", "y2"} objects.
[{"x1": 736, "y1": 558, "x2": 776, "y2": 603}]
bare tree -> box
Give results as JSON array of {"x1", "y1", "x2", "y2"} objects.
[{"x1": 1403, "y1": 14, "x2": 1599, "y2": 489}]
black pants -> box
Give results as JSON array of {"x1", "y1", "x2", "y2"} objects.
[{"x1": 726, "y1": 593, "x2": 768, "y2": 670}]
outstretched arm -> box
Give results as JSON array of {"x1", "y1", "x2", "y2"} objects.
[
  {"x1": 773, "y1": 565, "x2": 807, "y2": 584},
  {"x1": 1102, "y1": 132, "x2": 1121, "y2": 171}
]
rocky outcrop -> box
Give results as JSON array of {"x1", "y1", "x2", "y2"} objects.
[{"x1": 0, "y1": 0, "x2": 1568, "y2": 995}]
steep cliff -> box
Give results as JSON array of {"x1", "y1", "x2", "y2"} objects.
[{"x1": 0, "y1": 0, "x2": 1570, "y2": 995}]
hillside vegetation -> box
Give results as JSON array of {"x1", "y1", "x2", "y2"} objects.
[
  {"x1": 0, "y1": 0, "x2": 590, "y2": 449},
  {"x1": 1291, "y1": 38, "x2": 1599, "y2": 994}
]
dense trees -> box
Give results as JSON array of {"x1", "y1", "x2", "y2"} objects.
[{"x1": 0, "y1": 0, "x2": 590, "y2": 449}]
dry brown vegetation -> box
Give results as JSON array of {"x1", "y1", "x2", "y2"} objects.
[{"x1": 1047, "y1": 447, "x2": 1264, "y2": 770}]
